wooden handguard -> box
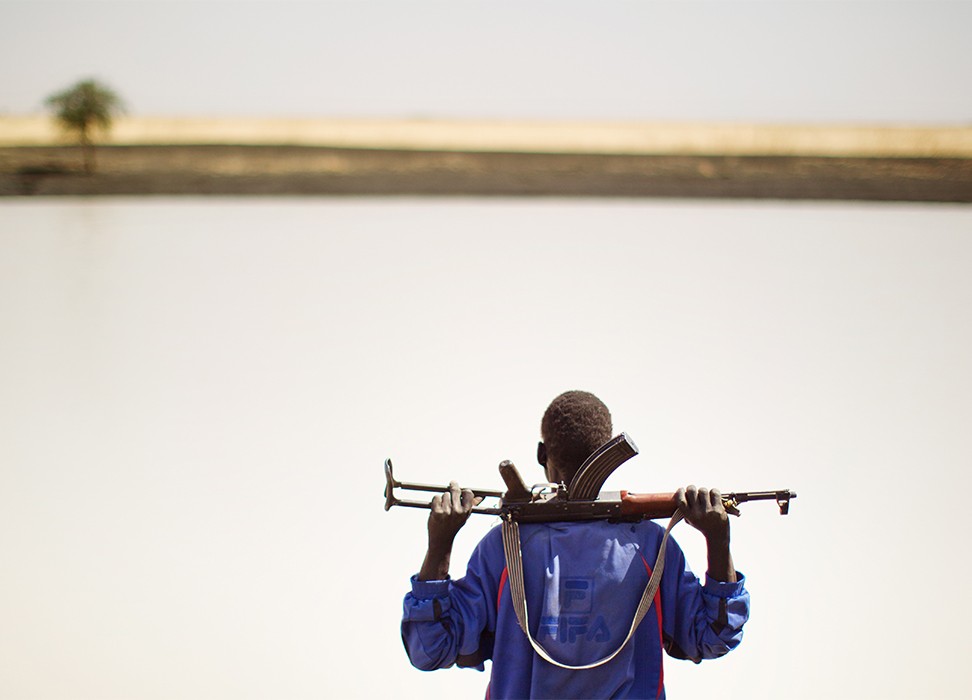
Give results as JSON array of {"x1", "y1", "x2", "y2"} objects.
[{"x1": 619, "y1": 491, "x2": 679, "y2": 520}]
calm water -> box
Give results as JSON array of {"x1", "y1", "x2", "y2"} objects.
[{"x1": 1, "y1": 197, "x2": 970, "y2": 699}]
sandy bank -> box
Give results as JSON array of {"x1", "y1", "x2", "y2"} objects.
[{"x1": 3, "y1": 116, "x2": 972, "y2": 158}]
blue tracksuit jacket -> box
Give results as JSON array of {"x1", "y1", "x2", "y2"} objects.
[{"x1": 402, "y1": 519, "x2": 748, "y2": 699}]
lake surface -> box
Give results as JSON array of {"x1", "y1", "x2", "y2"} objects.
[{"x1": 1, "y1": 197, "x2": 970, "y2": 699}]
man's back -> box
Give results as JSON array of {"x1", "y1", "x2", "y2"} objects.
[
  {"x1": 401, "y1": 391, "x2": 748, "y2": 698},
  {"x1": 402, "y1": 519, "x2": 748, "y2": 699}
]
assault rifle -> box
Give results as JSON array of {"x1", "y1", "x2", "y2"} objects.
[{"x1": 384, "y1": 433, "x2": 796, "y2": 522}]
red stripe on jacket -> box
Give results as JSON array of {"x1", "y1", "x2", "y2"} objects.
[{"x1": 640, "y1": 554, "x2": 665, "y2": 699}]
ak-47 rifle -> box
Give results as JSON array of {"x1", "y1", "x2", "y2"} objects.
[
  {"x1": 384, "y1": 433, "x2": 796, "y2": 522},
  {"x1": 386, "y1": 433, "x2": 795, "y2": 670}
]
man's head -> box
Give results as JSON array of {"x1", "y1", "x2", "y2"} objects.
[{"x1": 538, "y1": 390, "x2": 612, "y2": 485}]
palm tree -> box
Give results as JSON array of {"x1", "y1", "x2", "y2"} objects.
[{"x1": 45, "y1": 79, "x2": 124, "y2": 174}]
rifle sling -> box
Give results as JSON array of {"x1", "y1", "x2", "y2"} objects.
[{"x1": 500, "y1": 511, "x2": 684, "y2": 671}]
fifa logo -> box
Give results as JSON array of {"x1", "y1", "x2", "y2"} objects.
[{"x1": 537, "y1": 577, "x2": 610, "y2": 644}]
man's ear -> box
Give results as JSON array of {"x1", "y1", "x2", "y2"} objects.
[{"x1": 537, "y1": 441, "x2": 547, "y2": 466}]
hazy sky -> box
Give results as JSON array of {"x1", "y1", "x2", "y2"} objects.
[{"x1": 2, "y1": 0, "x2": 971, "y2": 122}]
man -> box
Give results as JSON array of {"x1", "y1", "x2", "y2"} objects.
[{"x1": 401, "y1": 391, "x2": 749, "y2": 699}]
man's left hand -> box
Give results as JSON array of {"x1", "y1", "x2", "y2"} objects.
[{"x1": 675, "y1": 485, "x2": 730, "y2": 541}]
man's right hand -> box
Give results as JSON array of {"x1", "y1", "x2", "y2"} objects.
[
  {"x1": 418, "y1": 481, "x2": 481, "y2": 581},
  {"x1": 427, "y1": 481, "x2": 480, "y2": 548}
]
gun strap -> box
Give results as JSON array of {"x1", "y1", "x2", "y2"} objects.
[{"x1": 500, "y1": 511, "x2": 683, "y2": 671}]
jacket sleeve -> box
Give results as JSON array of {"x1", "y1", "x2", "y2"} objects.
[
  {"x1": 400, "y1": 530, "x2": 502, "y2": 672},
  {"x1": 660, "y1": 537, "x2": 750, "y2": 663}
]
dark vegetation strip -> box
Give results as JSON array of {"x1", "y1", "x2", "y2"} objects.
[{"x1": 2, "y1": 145, "x2": 970, "y2": 202}]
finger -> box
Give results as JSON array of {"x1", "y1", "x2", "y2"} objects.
[
  {"x1": 709, "y1": 488, "x2": 722, "y2": 507},
  {"x1": 674, "y1": 487, "x2": 688, "y2": 510},
  {"x1": 697, "y1": 487, "x2": 709, "y2": 510},
  {"x1": 460, "y1": 488, "x2": 475, "y2": 511},
  {"x1": 449, "y1": 481, "x2": 462, "y2": 510},
  {"x1": 473, "y1": 495, "x2": 485, "y2": 506},
  {"x1": 685, "y1": 485, "x2": 698, "y2": 509},
  {"x1": 430, "y1": 494, "x2": 444, "y2": 513},
  {"x1": 441, "y1": 489, "x2": 456, "y2": 514}
]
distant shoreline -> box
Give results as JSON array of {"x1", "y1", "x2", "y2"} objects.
[
  {"x1": 2, "y1": 116, "x2": 970, "y2": 201},
  {"x1": 3, "y1": 144, "x2": 970, "y2": 201}
]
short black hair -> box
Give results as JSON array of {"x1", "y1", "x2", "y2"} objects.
[{"x1": 541, "y1": 390, "x2": 613, "y2": 476}]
